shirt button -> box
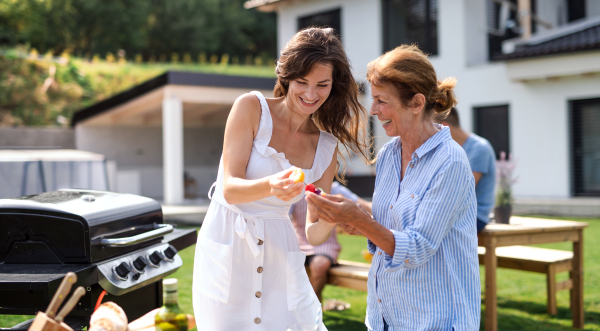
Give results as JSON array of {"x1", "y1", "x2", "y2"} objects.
[
  {"x1": 254, "y1": 318, "x2": 261, "y2": 324},
  {"x1": 258, "y1": 239, "x2": 264, "y2": 245},
  {"x1": 257, "y1": 267, "x2": 263, "y2": 273},
  {"x1": 378, "y1": 299, "x2": 382, "y2": 303},
  {"x1": 404, "y1": 259, "x2": 409, "y2": 263},
  {"x1": 255, "y1": 291, "x2": 262, "y2": 298},
  {"x1": 390, "y1": 205, "x2": 393, "y2": 209},
  {"x1": 410, "y1": 164, "x2": 414, "y2": 168},
  {"x1": 378, "y1": 251, "x2": 382, "y2": 256},
  {"x1": 411, "y1": 194, "x2": 414, "y2": 198}
]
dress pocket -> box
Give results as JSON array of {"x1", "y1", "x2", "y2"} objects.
[
  {"x1": 193, "y1": 236, "x2": 234, "y2": 304},
  {"x1": 286, "y1": 251, "x2": 314, "y2": 311}
]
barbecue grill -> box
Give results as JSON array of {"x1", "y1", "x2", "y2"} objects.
[{"x1": 0, "y1": 189, "x2": 197, "y2": 330}]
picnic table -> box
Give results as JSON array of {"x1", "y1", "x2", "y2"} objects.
[{"x1": 478, "y1": 216, "x2": 589, "y2": 331}]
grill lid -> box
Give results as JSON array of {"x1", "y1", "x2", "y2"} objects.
[{"x1": 0, "y1": 189, "x2": 165, "y2": 264}]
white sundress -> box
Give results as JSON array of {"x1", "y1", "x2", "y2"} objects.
[{"x1": 192, "y1": 91, "x2": 337, "y2": 331}]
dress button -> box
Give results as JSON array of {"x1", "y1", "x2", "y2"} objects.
[
  {"x1": 255, "y1": 291, "x2": 262, "y2": 298},
  {"x1": 378, "y1": 251, "x2": 382, "y2": 256},
  {"x1": 258, "y1": 239, "x2": 263, "y2": 245},
  {"x1": 411, "y1": 194, "x2": 414, "y2": 198},
  {"x1": 378, "y1": 299, "x2": 382, "y2": 303},
  {"x1": 404, "y1": 259, "x2": 409, "y2": 264},
  {"x1": 254, "y1": 317, "x2": 261, "y2": 324},
  {"x1": 257, "y1": 267, "x2": 263, "y2": 273}
]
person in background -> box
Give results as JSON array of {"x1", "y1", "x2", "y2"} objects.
[
  {"x1": 435, "y1": 107, "x2": 496, "y2": 232},
  {"x1": 290, "y1": 181, "x2": 372, "y2": 302}
]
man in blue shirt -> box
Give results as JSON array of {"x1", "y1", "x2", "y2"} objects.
[{"x1": 436, "y1": 107, "x2": 496, "y2": 232}]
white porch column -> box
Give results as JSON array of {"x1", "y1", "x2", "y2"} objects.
[{"x1": 162, "y1": 96, "x2": 184, "y2": 205}]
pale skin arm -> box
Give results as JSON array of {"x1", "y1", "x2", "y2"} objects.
[
  {"x1": 306, "y1": 193, "x2": 396, "y2": 256},
  {"x1": 305, "y1": 149, "x2": 338, "y2": 246},
  {"x1": 222, "y1": 93, "x2": 303, "y2": 205},
  {"x1": 473, "y1": 172, "x2": 482, "y2": 185}
]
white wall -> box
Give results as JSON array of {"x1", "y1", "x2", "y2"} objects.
[{"x1": 76, "y1": 126, "x2": 224, "y2": 199}]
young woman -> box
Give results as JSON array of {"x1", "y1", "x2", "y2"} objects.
[{"x1": 192, "y1": 28, "x2": 369, "y2": 330}]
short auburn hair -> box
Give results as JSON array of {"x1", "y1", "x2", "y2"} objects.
[
  {"x1": 367, "y1": 45, "x2": 458, "y2": 119},
  {"x1": 274, "y1": 27, "x2": 371, "y2": 179}
]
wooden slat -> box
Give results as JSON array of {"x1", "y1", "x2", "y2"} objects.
[
  {"x1": 478, "y1": 246, "x2": 573, "y2": 263},
  {"x1": 493, "y1": 231, "x2": 580, "y2": 247},
  {"x1": 557, "y1": 279, "x2": 573, "y2": 292},
  {"x1": 327, "y1": 275, "x2": 368, "y2": 292}
]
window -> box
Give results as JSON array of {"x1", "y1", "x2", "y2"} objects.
[
  {"x1": 382, "y1": 0, "x2": 438, "y2": 55},
  {"x1": 567, "y1": 0, "x2": 586, "y2": 22},
  {"x1": 473, "y1": 105, "x2": 509, "y2": 159},
  {"x1": 298, "y1": 9, "x2": 341, "y2": 36},
  {"x1": 487, "y1": 0, "x2": 520, "y2": 60},
  {"x1": 571, "y1": 98, "x2": 600, "y2": 196}
]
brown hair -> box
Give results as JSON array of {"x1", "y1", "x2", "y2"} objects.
[
  {"x1": 434, "y1": 107, "x2": 460, "y2": 127},
  {"x1": 367, "y1": 44, "x2": 458, "y2": 119},
  {"x1": 274, "y1": 27, "x2": 371, "y2": 181}
]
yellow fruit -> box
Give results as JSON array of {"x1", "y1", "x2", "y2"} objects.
[
  {"x1": 361, "y1": 250, "x2": 373, "y2": 263},
  {"x1": 290, "y1": 168, "x2": 305, "y2": 183}
]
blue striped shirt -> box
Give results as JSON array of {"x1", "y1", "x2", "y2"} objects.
[{"x1": 366, "y1": 125, "x2": 481, "y2": 331}]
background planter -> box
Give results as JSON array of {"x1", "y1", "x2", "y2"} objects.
[{"x1": 494, "y1": 205, "x2": 512, "y2": 224}]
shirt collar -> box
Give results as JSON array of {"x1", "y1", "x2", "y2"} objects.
[{"x1": 397, "y1": 123, "x2": 452, "y2": 160}]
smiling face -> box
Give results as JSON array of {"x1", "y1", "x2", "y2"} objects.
[
  {"x1": 286, "y1": 63, "x2": 333, "y2": 115},
  {"x1": 370, "y1": 83, "x2": 415, "y2": 137}
]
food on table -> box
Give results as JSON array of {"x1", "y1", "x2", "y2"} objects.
[
  {"x1": 89, "y1": 302, "x2": 128, "y2": 331},
  {"x1": 129, "y1": 309, "x2": 195, "y2": 331},
  {"x1": 290, "y1": 168, "x2": 305, "y2": 183}
]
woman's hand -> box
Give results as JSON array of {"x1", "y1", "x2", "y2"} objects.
[
  {"x1": 305, "y1": 192, "x2": 362, "y2": 225},
  {"x1": 269, "y1": 168, "x2": 304, "y2": 201}
]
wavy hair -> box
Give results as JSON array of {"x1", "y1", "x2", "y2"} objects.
[
  {"x1": 274, "y1": 27, "x2": 371, "y2": 181},
  {"x1": 367, "y1": 44, "x2": 458, "y2": 119}
]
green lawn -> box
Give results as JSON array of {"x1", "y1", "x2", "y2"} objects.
[{"x1": 2, "y1": 216, "x2": 600, "y2": 330}]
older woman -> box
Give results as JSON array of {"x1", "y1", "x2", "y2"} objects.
[{"x1": 305, "y1": 45, "x2": 481, "y2": 330}]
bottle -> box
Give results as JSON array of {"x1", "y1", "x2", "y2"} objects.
[{"x1": 155, "y1": 279, "x2": 188, "y2": 331}]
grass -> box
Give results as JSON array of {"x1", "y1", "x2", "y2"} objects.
[{"x1": 2, "y1": 216, "x2": 600, "y2": 330}]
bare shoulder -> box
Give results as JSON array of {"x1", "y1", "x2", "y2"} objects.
[{"x1": 226, "y1": 93, "x2": 262, "y2": 134}]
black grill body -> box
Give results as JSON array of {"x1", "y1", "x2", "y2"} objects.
[{"x1": 0, "y1": 190, "x2": 197, "y2": 330}]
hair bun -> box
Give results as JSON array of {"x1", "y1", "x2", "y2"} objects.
[{"x1": 433, "y1": 77, "x2": 457, "y2": 114}]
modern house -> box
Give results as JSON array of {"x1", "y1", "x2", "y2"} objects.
[
  {"x1": 245, "y1": 0, "x2": 600, "y2": 215},
  {"x1": 72, "y1": 71, "x2": 275, "y2": 205}
]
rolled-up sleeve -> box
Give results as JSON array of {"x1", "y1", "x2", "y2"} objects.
[{"x1": 383, "y1": 161, "x2": 473, "y2": 271}]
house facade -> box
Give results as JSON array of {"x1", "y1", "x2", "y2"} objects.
[{"x1": 247, "y1": 0, "x2": 600, "y2": 202}]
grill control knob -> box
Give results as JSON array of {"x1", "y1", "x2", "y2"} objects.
[
  {"x1": 113, "y1": 262, "x2": 131, "y2": 281},
  {"x1": 133, "y1": 257, "x2": 147, "y2": 272},
  {"x1": 163, "y1": 245, "x2": 178, "y2": 262},
  {"x1": 149, "y1": 251, "x2": 162, "y2": 266}
]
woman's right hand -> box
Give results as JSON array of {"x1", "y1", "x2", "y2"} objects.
[{"x1": 268, "y1": 168, "x2": 304, "y2": 201}]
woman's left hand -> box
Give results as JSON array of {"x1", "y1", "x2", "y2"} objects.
[{"x1": 305, "y1": 192, "x2": 361, "y2": 225}]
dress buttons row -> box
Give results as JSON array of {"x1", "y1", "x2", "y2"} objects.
[
  {"x1": 257, "y1": 266, "x2": 263, "y2": 273},
  {"x1": 255, "y1": 291, "x2": 262, "y2": 298},
  {"x1": 254, "y1": 317, "x2": 261, "y2": 324},
  {"x1": 258, "y1": 239, "x2": 264, "y2": 245}
]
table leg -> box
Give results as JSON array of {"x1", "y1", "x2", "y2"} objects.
[
  {"x1": 572, "y1": 230, "x2": 584, "y2": 329},
  {"x1": 485, "y1": 237, "x2": 497, "y2": 331}
]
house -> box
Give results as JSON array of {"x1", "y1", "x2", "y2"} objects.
[
  {"x1": 245, "y1": 0, "x2": 600, "y2": 215},
  {"x1": 72, "y1": 71, "x2": 275, "y2": 205}
]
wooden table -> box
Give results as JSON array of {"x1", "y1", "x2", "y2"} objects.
[{"x1": 478, "y1": 216, "x2": 588, "y2": 331}]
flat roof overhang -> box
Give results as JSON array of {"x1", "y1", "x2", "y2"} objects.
[{"x1": 72, "y1": 71, "x2": 276, "y2": 127}]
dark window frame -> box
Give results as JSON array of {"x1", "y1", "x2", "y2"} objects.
[
  {"x1": 297, "y1": 8, "x2": 342, "y2": 37},
  {"x1": 381, "y1": 0, "x2": 438, "y2": 56},
  {"x1": 473, "y1": 104, "x2": 510, "y2": 160},
  {"x1": 570, "y1": 97, "x2": 600, "y2": 197}
]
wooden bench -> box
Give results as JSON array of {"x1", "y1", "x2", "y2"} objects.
[
  {"x1": 326, "y1": 260, "x2": 370, "y2": 292},
  {"x1": 478, "y1": 246, "x2": 574, "y2": 315}
]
